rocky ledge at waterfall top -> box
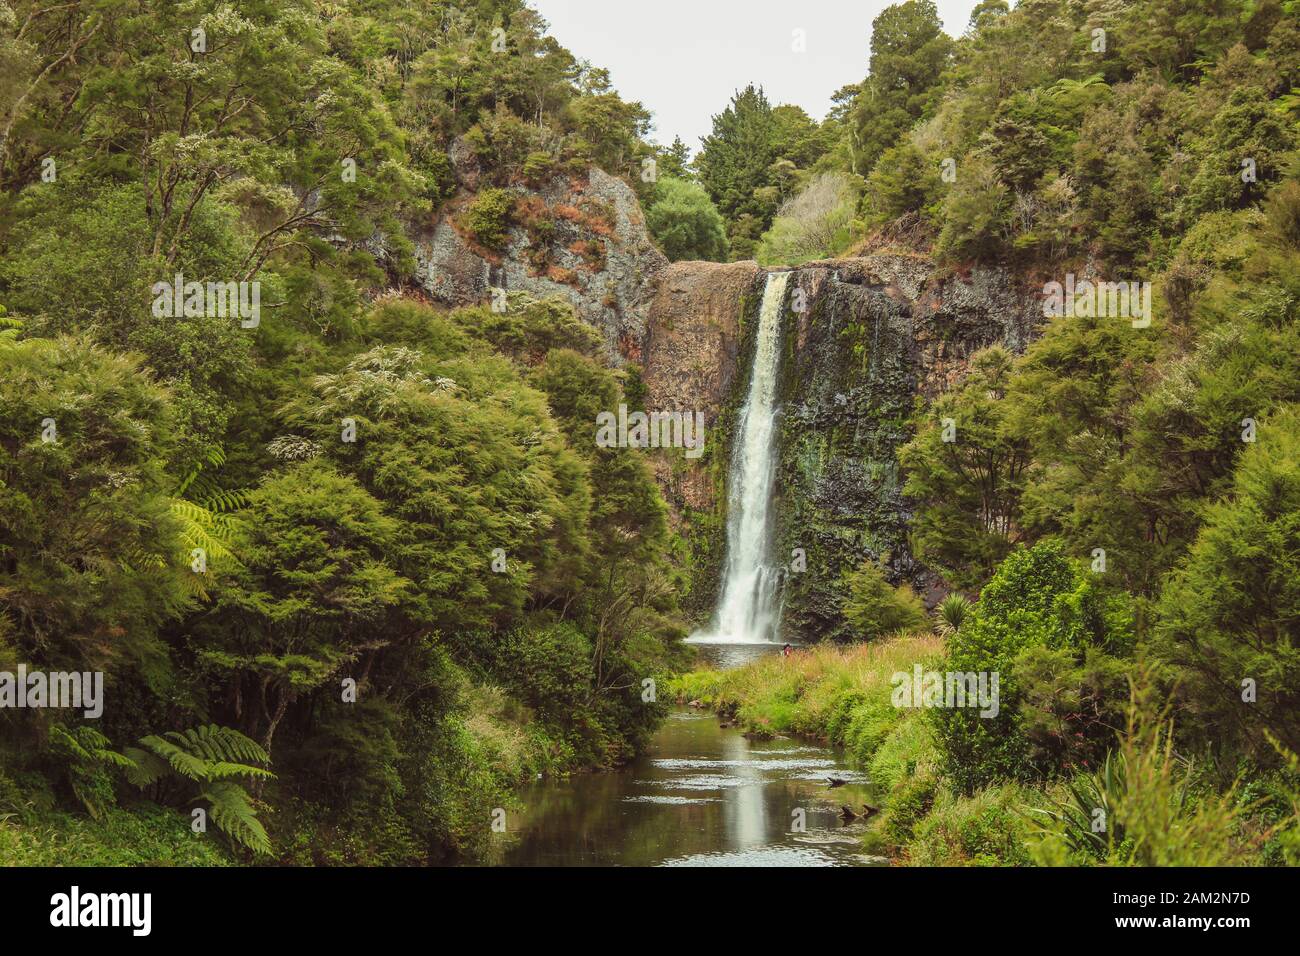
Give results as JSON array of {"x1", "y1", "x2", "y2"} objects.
[
  {"x1": 413, "y1": 144, "x2": 666, "y2": 363},
  {"x1": 643, "y1": 253, "x2": 1043, "y2": 509}
]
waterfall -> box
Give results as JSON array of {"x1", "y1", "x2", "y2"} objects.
[{"x1": 689, "y1": 271, "x2": 790, "y2": 645}]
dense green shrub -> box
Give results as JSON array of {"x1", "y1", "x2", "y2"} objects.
[
  {"x1": 1153, "y1": 407, "x2": 1300, "y2": 758},
  {"x1": 934, "y1": 154, "x2": 1011, "y2": 262},
  {"x1": 0, "y1": 336, "x2": 187, "y2": 692},
  {"x1": 646, "y1": 177, "x2": 728, "y2": 261},
  {"x1": 899, "y1": 346, "x2": 1029, "y2": 589},
  {"x1": 462, "y1": 293, "x2": 604, "y2": 361},
  {"x1": 1183, "y1": 87, "x2": 1296, "y2": 220},
  {"x1": 840, "y1": 559, "x2": 927, "y2": 639},
  {"x1": 906, "y1": 783, "x2": 1034, "y2": 865},
  {"x1": 861, "y1": 140, "x2": 942, "y2": 225},
  {"x1": 933, "y1": 541, "x2": 1134, "y2": 792},
  {"x1": 1265, "y1": 179, "x2": 1300, "y2": 249},
  {"x1": 460, "y1": 187, "x2": 516, "y2": 249},
  {"x1": 523, "y1": 151, "x2": 555, "y2": 183},
  {"x1": 882, "y1": 773, "x2": 939, "y2": 847}
]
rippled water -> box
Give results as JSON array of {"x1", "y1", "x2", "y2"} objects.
[
  {"x1": 497, "y1": 706, "x2": 883, "y2": 867},
  {"x1": 685, "y1": 640, "x2": 794, "y2": 671}
]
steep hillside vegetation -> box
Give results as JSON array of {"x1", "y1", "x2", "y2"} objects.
[
  {"x1": 2, "y1": 0, "x2": 1298, "y2": 870},
  {"x1": 0, "y1": 0, "x2": 685, "y2": 864}
]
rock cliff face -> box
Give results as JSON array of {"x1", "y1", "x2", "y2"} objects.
[
  {"x1": 413, "y1": 164, "x2": 666, "y2": 363},
  {"x1": 771, "y1": 254, "x2": 1040, "y2": 641},
  {"x1": 641, "y1": 260, "x2": 764, "y2": 513},
  {"x1": 640, "y1": 253, "x2": 1042, "y2": 636}
]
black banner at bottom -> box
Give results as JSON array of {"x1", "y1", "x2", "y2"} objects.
[{"x1": 0, "y1": 865, "x2": 1285, "y2": 941}]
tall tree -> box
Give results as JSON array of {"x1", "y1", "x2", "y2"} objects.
[
  {"x1": 851, "y1": 0, "x2": 953, "y2": 176},
  {"x1": 695, "y1": 84, "x2": 780, "y2": 227}
]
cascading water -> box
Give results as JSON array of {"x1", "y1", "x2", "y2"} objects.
[{"x1": 689, "y1": 271, "x2": 790, "y2": 646}]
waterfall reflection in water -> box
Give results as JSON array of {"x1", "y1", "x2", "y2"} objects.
[{"x1": 497, "y1": 647, "x2": 880, "y2": 867}]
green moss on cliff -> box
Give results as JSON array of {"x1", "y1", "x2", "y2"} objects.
[{"x1": 774, "y1": 277, "x2": 919, "y2": 642}]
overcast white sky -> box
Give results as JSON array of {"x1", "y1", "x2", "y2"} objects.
[{"x1": 529, "y1": 0, "x2": 984, "y2": 155}]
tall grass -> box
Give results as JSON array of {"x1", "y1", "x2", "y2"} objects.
[
  {"x1": 1027, "y1": 671, "x2": 1268, "y2": 866},
  {"x1": 671, "y1": 635, "x2": 942, "y2": 757}
]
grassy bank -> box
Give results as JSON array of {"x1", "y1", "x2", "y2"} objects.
[{"x1": 669, "y1": 638, "x2": 1297, "y2": 867}]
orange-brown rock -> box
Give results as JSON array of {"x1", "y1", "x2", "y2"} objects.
[{"x1": 642, "y1": 260, "x2": 763, "y2": 514}]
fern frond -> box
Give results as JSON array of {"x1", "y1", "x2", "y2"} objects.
[
  {"x1": 208, "y1": 725, "x2": 271, "y2": 765},
  {"x1": 122, "y1": 746, "x2": 168, "y2": 788},
  {"x1": 49, "y1": 724, "x2": 95, "y2": 760},
  {"x1": 168, "y1": 725, "x2": 270, "y2": 765},
  {"x1": 138, "y1": 735, "x2": 208, "y2": 781},
  {"x1": 200, "y1": 781, "x2": 273, "y2": 855},
  {"x1": 50, "y1": 725, "x2": 133, "y2": 766},
  {"x1": 203, "y1": 761, "x2": 275, "y2": 781},
  {"x1": 126, "y1": 724, "x2": 274, "y2": 853},
  {"x1": 0, "y1": 313, "x2": 22, "y2": 348},
  {"x1": 201, "y1": 489, "x2": 250, "y2": 514}
]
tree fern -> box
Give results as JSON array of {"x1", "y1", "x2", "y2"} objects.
[
  {"x1": 1047, "y1": 74, "x2": 1107, "y2": 99},
  {"x1": 169, "y1": 446, "x2": 248, "y2": 598},
  {"x1": 123, "y1": 724, "x2": 275, "y2": 855}
]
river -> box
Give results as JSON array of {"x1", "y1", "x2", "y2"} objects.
[{"x1": 497, "y1": 643, "x2": 883, "y2": 866}]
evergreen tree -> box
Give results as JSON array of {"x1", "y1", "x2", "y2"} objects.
[{"x1": 850, "y1": 0, "x2": 953, "y2": 176}]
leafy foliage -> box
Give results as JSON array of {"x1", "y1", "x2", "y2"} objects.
[
  {"x1": 900, "y1": 347, "x2": 1030, "y2": 589},
  {"x1": 1153, "y1": 407, "x2": 1300, "y2": 757},
  {"x1": 849, "y1": 0, "x2": 952, "y2": 177},
  {"x1": 935, "y1": 593, "x2": 972, "y2": 637},
  {"x1": 933, "y1": 542, "x2": 1133, "y2": 792},
  {"x1": 48, "y1": 725, "x2": 133, "y2": 821},
  {"x1": 460, "y1": 187, "x2": 516, "y2": 250},
  {"x1": 0, "y1": 0, "x2": 684, "y2": 865},
  {"x1": 841, "y1": 559, "x2": 927, "y2": 640},
  {"x1": 0, "y1": 336, "x2": 188, "y2": 684},
  {"x1": 646, "y1": 177, "x2": 728, "y2": 262}
]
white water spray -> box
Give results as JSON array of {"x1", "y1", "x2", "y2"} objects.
[{"x1": 689, "y1": 271, "x2": 790, "y2": 645}]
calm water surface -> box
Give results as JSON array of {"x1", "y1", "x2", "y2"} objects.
[{"x1": 498, "y1": 642, "x2": 882, "y2": 867}]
